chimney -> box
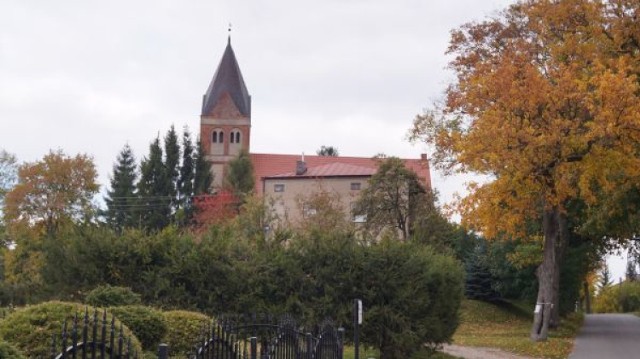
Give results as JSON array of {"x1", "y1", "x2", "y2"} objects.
[
  {"x1": 420, "y1": 153, "x2": 428, "y2": 161},
  {"x1": 296, "y1": 160, "x2": 307, "y2": 175}
]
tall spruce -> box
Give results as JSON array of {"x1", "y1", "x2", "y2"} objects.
[
  {"x1": 138, "y1": 137, "x2": 171, "y2": 231},
  {"x1": 464, "y1": 243, "x2": 500, "y2": 302},
  {"x1": 104, "y1": 144, "x2": 138, "y2": 232},
  {"x1": 177, "y1": 128, "x2": 195, "y2": 226},
  {"x1": 193, "y1": 137, "x2": 212, "y2": 196},
  {"x1": 164, "y1": 125, "x2": 180, "y2": 207}
]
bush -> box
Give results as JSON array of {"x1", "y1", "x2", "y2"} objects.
[
  {"x1": 0, "y1": 340, "x2": 25, "y2": 359},
  {"x1": 0, "y1": 301, "x2": 142, "y2": 357},
  {"x1": 594, "y1": 281, "x2": 640, "y2": 313},
  {"x1": 85, "y1": 285, "x2": 141, "y2": 307},
  {"x1": 109, "y1": 305, "x2": 167, "y2": 351},
  {"x1": 619, "y1": 281, "x2": 640, "y2": 312},
  {"x1": 162, "y1": 310, "x2": 211, "y2": 357}
]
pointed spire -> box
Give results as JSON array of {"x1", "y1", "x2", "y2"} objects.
[{"x1": 202, "y1": 35, "x2": 251, "y2": 117}]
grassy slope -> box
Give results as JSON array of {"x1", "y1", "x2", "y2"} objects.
[{"x1": 452, "y1": 300, "x2": 582, "y2": 359}]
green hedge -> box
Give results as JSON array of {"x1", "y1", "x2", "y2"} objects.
[
  {"x1": 85, "y1": 285, "x2": 141, "y2": 307},
  {"x1": 110, "y1": 305, "x2": 167, "y2": 351},
  {"x1": 0, "y1": 301, "x2": 142, "y2": 358},
  {"x1": 0, "y1": 340, "x2": 25, "y2": 359},
  {"x1": 162, "y1": 310, "x2": 211, "y2": 357}
]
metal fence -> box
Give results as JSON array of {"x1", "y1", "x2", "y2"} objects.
[
  {"x1": 190, "y1": 314, "x2": 344, "y2": 359},
  {"x1": 50, "y1": 310, "x2": 343, "y2": 359},
  {"x1": 51, "y1": 308, "x2": 138, "y2": 359}
]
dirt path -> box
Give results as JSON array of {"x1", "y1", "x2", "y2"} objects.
[{"x1": 442, "y1": 344, "x2": 537, "y2": 359}]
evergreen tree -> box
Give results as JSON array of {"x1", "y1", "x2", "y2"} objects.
[
  {"x1": 599, "y1": 263, "x2": 612, "y2": 290},
  {"x1": 164, "y1": 125, "x2": 181, "y2": 206},
  {"x1": 138, "y1": 137, "x2": 171, "y2": 231},
  {"x1": 626, "y1": 259, "x2": 637, "y2": 282},
  {"x1": 225, "y1": 150, "x2": 255, "y2": 196},
  {"x1": 193, "y1": 138, "x2": 212, "y2": 196},
  {"x1": 177, "y1": 128, "x2": 195, "y2": 226},
  {"x1": 316, "y1": 145, "x2": 339, "y2": 157},
  {"x1": 464, "y1": 243, "x2": 500, "y2": 302},
  {"x1": 104, "y1": 144, "x2": 138, "y2": 232}
]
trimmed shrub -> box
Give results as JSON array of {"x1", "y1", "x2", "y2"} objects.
[
  {"x1": 85, "y1": 285, "x2": 141, "y2": 307},
  {"x1": 162, "y1": 310, "x2": 211, "y2": 357},
  {"x1": 109, "y1": 305, "x2": 167, "y2": 351},
  {"x1": 0, "y1": 301, "x2": 142, "y2": 357},
  {"x1": 0, "y1": 340, "x2": 25, "y2": 359}
]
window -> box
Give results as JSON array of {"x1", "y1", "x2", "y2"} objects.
[
  {"x1": 303, "y1": 204, "x2": 317, "y2": 218},
  {"x1": 351, "y1": 202, "x2": 366, "y2": 223},
  {"x1": 274, "y1": 184, "x2": 285, "y2": 192},
  {"x1": 350, "y1": 182, "x2": 361, "y2": 191},
  {"x1": 230, "y1": 130, "x2": 241, "y2": 144},
  {"x1": 212, "y1": 130, "x2": 224, "y2": 143}
]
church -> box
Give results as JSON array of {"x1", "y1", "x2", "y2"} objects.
[{"x1": 199, "y1": 37, "x2": 431, "y2": 223}]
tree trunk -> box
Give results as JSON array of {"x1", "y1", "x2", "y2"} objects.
[{"x1": 530, "y1": 206, "x2": 565, "y2": 341}]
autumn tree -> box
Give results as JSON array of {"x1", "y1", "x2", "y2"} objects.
[
  {"x1": 4, "y1": 150, "x2": 98, "y2": 236},
  {"x1": 353, "y1": 157, "x2": 427, "y2": 241},
  {"x1": 0, "y1": 150, "x2": 18, "y2": 246},
  {"x1": 104, "y1": 144, "x2": 138, "y2": 232},
  {"x1": 0, "y1": 149, "x2": 17, "y2": 207},
  {"x1": 316, "y1": 145, "x2": 339, "y2": 157},
  {"x1": 411, "y1": 0, "x2": 640, "y2": 341}
]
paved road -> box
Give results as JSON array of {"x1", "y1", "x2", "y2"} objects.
[{"x1": 569, "y1": 314, "x2": 640, "y2": 359}]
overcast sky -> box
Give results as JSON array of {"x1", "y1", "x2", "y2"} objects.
[{"x1": 1, "y1": 1, "x2": 628, "y2": 277}]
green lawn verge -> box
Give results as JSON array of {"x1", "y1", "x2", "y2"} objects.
[
  {"x1": 452, "y1": 300, "x2": 583, "y2": 359},
  {"x1": 343, "y1": 345, "x2": 461, "y2": 359}
]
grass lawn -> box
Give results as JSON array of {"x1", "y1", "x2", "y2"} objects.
[
  {"x1": 343, "y1": 346, "x2": 461, "y2": 359},
  {"x1": 451, "y1": 300, "x2": 583, "y2": 359}
]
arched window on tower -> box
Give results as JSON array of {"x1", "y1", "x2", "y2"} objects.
[
  {"x1": 212, "y1": 131, "x2": 218, "y2": 143},
  {"x1": 235, "y1": 132, "x2": 241, "y2": 143},
  {"x1": 219, "y1": 131, "x2": 224, "y2": 143},
  {"x1": 230, "y1": 132, "x2": 235, "y2": 144}
]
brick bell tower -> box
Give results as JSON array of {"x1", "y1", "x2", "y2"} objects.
[{"x1": 200, "y1": 36, "x2": 251, "y2": 189}]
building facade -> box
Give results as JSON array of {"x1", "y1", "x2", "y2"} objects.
[{"x1": 200, "y1": 38, "x2": 431, "y2": 224}]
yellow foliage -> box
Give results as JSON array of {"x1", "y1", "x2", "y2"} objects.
[{"x1": 411, "y1": 0, "x2": 640, "y2": 240}]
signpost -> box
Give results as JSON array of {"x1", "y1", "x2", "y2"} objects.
[{"x1": 354, "y1": 299, "x2": 363, "y2": 359}]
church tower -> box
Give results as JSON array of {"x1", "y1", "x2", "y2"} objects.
[{"x1": 200, "y1": 37, "x2": 251, "y2": 188}]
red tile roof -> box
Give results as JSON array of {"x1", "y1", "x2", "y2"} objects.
[
  {"x1": 250, "y1": 153, "x2": 431, "y2": 195},
  {"x1": 265, "y1": 162, "x2": 376, "y2": 179}
]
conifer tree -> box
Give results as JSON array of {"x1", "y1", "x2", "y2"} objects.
[
  {"x1": 599, "y1": 264, "x2": 612, "y2": 291},
  {"x1": 626, "y1": 260, "x2": 637, "y2": 282},
  {"x1": 193, "y1": 138, "x2": 212, "y2": 196},
  {"x1": 464, "y1": 243, "x2": 500, "y2": 302},
  {"x1": 104, "y1": 144, "x2": 138, "y2": 232},
  {"x1": 164, "y1": 125, "x2": 180, "y2": 206},
  {"x1": 138, "y1": 137, "x2": 171, "y2": 231},
  {"x1": 225, "y1": 150, "x2": 255, "y2": 196},
  {"x1": 177, "y1": 128, "x2": 195, "y2": 226}
]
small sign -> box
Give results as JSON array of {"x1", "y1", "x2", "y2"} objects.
[
  {"x1": 357, "y1": 299, "x2": 363, "y2": 325},
  {"x1": 534, "y1": 304, "x2": 542, "y2": 314}
]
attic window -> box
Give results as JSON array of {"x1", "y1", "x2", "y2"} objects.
[
  {"x1": 350, "y1": 182, "x2": 361, "y2": 191},
  {"x1": 274, "y1": 184, "x2": 285, "y2": 192}
]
